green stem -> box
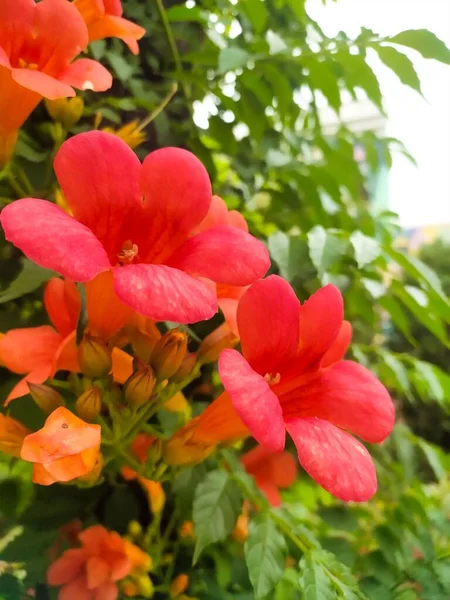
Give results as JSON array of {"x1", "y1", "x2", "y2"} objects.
[{"x1": 47, "y1": 378, "x2": 72, "y2": 390}]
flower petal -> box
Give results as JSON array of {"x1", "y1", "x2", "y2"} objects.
[
  {"x1": 0, "y1": 0, "x2": 34, "y2": 60},
  {"x1": 320, "y1": 320, "x2": 352, "y2": 368},
  {"x1": 219, "y1": 349, "x2": 285, "y2": 452},
  {"x1": 52, "y1": 332, "x2": 80, "y2": 375},
  {"x1": 294, "y1": 285, "x2": 344, "y2": 371},
  {"x1": 190, "y1": 392, "x2": 249, "y2": 445},
  {"x1": 280, "y1": 360, "x2": 395, "y2": 444},
  {"x1": 286, "y1": 417, "x2": 377, "y2": 502},
  {"x1": 33, "y1": 0, "x2": 88, "y2": 74},
  {"x1": 32, "y1": 463, "x2": 58, "y2": 486},
  {"x1": 113, "y1": 264, "x2": 217, "y2": 324},
  {"x1": 59, "y1": 575, "x2": 94, "y2": 600},
  {"x1": 60, "y1": 58, "x2": 112, "y2": 92},
  {"x1": 111, "y1": 348, "x2": 133, "y2": 384},
  {"x1": 0, "y1": 325, "x2": 60, "y2": 374},
  {"x1": 5, "y1": 368, "x2": 54, "y2": 405},
  {"x1": 96, "y1": 581, "x2": 118, "y2": 600},
  {"x1": 11, "y1": 69, "x2": 75, "y2": 99},
  {"x1": 139, "y1": 147, "x2": 212, "y2": 263},
  {"x1": 85, "y1": 271, "x2": 132, "y2": 340},
  {"x1": 237, "y1": 275, "x2": 300, "y2": 375},
  {"x1": 168, "y1": 225, "x2": 270, "y2": 286},
  {"x1": 47, "y1": 549, "x2": 88, "y2": 585},
  {"x1": 44, "y1": 278, "x2": 80, "y2": 337},
  {"x1": 88, "y1": 15, "x2": 145, "y2": 55},
  {"x1": 86, "y1": 556, "x2": 109, "y2": 589},
  {"x1": 1, "y1": 199, "x2": 111, "y2": 281},
  {"x1": 54, "y1": 131, "x2": 142, "y2": 260}
]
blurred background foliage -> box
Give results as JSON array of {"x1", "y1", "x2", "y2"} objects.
[{"x1": 1, "y1": 0, "x2": 450, "y2": 599}]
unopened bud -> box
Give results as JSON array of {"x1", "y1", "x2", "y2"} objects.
[
  {"x1": 179, "y1": 521, "x2": 195, "y2": 542},
  {"x1": 171, "y1": 353, "x2": 196, "y2": 383},
  {"x1": 78, "y1": 334, "x2": 112, "y2": 378},
  {"x1": 128, "y1": 520, "x2": 142, "y2": 538},
  {"x1": 124, "y1": 366, "x2": 156, "y2": 408},
  {"x1": 145, "y1": 481, "x2": 165, "y2": 515},
  {"x1": 198, "y1": 323, "x2": 238, "y2": 364},
  {"x1": 0, "y1": 415, "x2": 31, "y2": 457},
  {"x1": 232, "y1": 513, "x2": 249, "y2": 544},
  {"x1": 75, "y1": 387, "x2": 102, "y2": 421},
  {"x1": 28, "y1": 383, "x2": 65, "y2": 414},
  {"x1": 151, "y1": 330, "x2": 187, "y2": 380},
  {"x1": 45, "y1": 97, "x2": 84, "y2": 129},
  {"x1": 136, "y1": 574, "x2": 154, "y2": 598},
  {"x1": 122, "y1": 582, "x2": 139, "y2": 598},
  {"x1": 170, "y1": 574, "x2": 189, "y2": 598}
]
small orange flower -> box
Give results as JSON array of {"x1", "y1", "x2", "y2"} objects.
[
  {"x1": 47, "y1": 524, "x2": 149, "y2": 600},
  {"x1": 241, "y1": 445, "x2": 297, "y2": 507},
  {"x1": 170, "y1": 573, "x2": 189, "y2": 598},
  {"x1": 163, "y1": 418, "x2": 218, "y2": 466},
  {"x1": 0, "y1": 414, "x2": 31, "y2": 457},
  {"x1": 21, "y1": 407, "x2": 101, "y2": 485},
  {"x1": 73, "y1": 0, "x2": 146, "y2": 54}
]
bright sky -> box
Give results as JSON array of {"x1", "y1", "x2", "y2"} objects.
[{"x1": 306, "y1": 0, "x2": 450, "y2": 228}]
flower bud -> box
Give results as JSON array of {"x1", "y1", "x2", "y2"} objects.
[
  {"x1": 170, "y1": 574, "x2": 189, "y2": 598},
  {"x1": 0, "y1": 415, "x2": 31, "y2": 457},
  {"x1": 198, "y1": 324, "x2": 239, "y2": 364},
  {"x1": 45, "y1": 97, "x2": 84, "y2": 129},
  {"x1": 151, "y1": 330, "x2": 187, "y2": 380},
  {"x1": 124, "y1": 366, "x2": 156, "y2": 408},
  {"x1": 28, "y1": 383, "x2": 65, "y2": 414},
  {"x1": 145, "y1": 481, "x2": 165, "y2": 515},
  {"x1": 78, "y1": 334, "x2": 112, "y2": 378},
  {"x1": 122, "y1": 582, "x2": 139, "y2": 598},
  {"x1": 128, "y1": 520, "x2": 142, "y2": 538},
  {"x1": 179, "y1": 521, "x2": 195, "y2": 542},
  {"x1": 232, "y1": 513, "x2": 249, "y2": 544},
  {"x1": 75, "y1": 387, "x2": 102, "y2": 422},
  {"x1": 171, "y1": 353, "x2": 196, "y2": 383},
  {"x1": 136, "y1": 574, "x2": 154, "y2": 598}
]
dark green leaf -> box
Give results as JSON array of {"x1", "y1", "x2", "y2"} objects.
[
  {"x1": 245, "y1": 516, "x2": 287, "y2": 599},
  {"x1": 0, "y1": 259, "x2": 55, "y2": 304},
  {"x1": 193, "y1": 471, "x2": 241, "y2": 562},
  {"x1": 390, "y1": 29, "x2": 450, "y2": 64}
]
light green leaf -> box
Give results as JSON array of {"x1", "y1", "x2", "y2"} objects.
[
  {"x1": 350, "y1": 231, "x2": 381, "y2": 268},
  {"x1": 218, "y1": 47, "x2": 250, "y2": 73},
  {"x1": 375, "y1": 45, "x2": 422, "y2": 95},
  {"x1": 268, "y1": 232, "x2": 309, "y2": 281},
  {"x1": 193, "y1": 471, "x2": 241, "y2": 562},
  {"x1": 166, "y1": 5, "x2": 205, "y2": 22},
  {"x1": 245, "y1": 516, "x2": 286, "y2": 599},
  {"x1": 244, "y1": 0, "x2": 268, "y2": 33},
  {"x1": 0, "y1": 258, "x2": 56, "y2": 304},
  {"x1": 305, "y1": 58, "x2": 341, "y2": 112},
  {"x1": 414, "y1": 360, "x2": 444, "y2": 403},
  {"x1": 378, "y1": 350, "x2": 410, "y2": 395},
  {"x1": 299, "y1": 552, "x2": 336, "y2": 600},
  {"x1": 338, "y1": 52, "x2": 383, "y2": 110},
  {"x1": 390, "y1": 29, "x2": 450, "y2": 64},
  {"x1": 379, "y1": 295, "x2": 415, "y2": 345},
  {"x1": 307, "y1": 226, "x2": 348, "y2": 278}
]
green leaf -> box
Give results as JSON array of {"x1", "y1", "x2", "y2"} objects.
[
  {"x1": 307, "y1": 226, "x2": 348, "y2": 278},
  {"x1": 338, "y1": 52, "x2": 383, "y2": 110},
  {"x1": 243, "y1": 0, "x2": 268, "y2": 33},
  {"x1": 218, "y1": 48, "x2": 250, "y2": 73},
  {"x1": 414, "y1": 360, "x2": 444, "y2": 403},
  {"x1": 107, "y1": 52, "x2": 135, "y2": 81},
  {"x1": 75, "y1": 283, "x2": 87, "y2": 345},
  {"x1": 378, "y1": 295, "x2": 415, "y2": 345},
  {"x1": 350, "y1": 231, "x2": 380, "y2": 268},
  {"x1": 390, "y1": 29, "x2": 450, "y2": 64},
  {"x1": 377, "y1": 350, "x2": 410, "y2": 395},
  {"x1": 299, "y1": 552, "x2": 336, "y2": 600},
  {"x1": 268, "y1": 232, "x2": 309, "y2": 281},
  {"x1": 244, "y1": 516, "x2": 287, "y2": 599},
  {"x1": 0, "y1": 259, "x2": 56, "y2": 304},
  {"x1": 375, "y1": 45, "x2": 422, "y2": 95},
  {"x1": 305, "y1": 58, "x2": 341, "y2": 112},
  {"x1": 166, "y1": 4, "x2": 205, "y2": 22},
  {"x1": 193, "y1": 471, "x2": 241, "y2": 562}
]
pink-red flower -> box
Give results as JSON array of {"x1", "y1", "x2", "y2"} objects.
[
  {"x1": 0, "y1": 0, "x2": 112, "y2": 163},
  {"x1": 1, "y1": 131, "x2": 270, "y2": 324},
  {"x1": 73, "y1": 0, "x2": 146, "y2": 55},
  {"x1": 241, "y1": 445, "x2": 297, "y2": 506},
  {"x1": 217, "y1": 276, "x2": 395, "y2": 502},
  {"x1": 21, "y1": 406, "x2": 101, "y2": 485},
  {"x1": 47, "y1": 524, "x2": 150, "y2": 600},
  {"x1": 0, "y1": 276, "x2": 132, "y2": 404}
]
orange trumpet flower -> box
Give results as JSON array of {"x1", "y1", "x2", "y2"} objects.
[
  {"x1": 0, "y1": 0, "x2": 112, "y2": 163},
  {"x1": 0, "y1": 276, "x2": 133, "y2": 405},
  {"x1": 0, "y1": 414, "x2": 31, "y2": 457},
  {"x1": 21, "y1": 406, "x2": 101, "y2": 485},
  {"x1": 73, "y1": 0, "x2": 146, "y2": 55}
]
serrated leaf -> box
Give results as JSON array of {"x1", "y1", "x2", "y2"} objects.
[
  {"x1": 245, "y1": 516, "x2": 287, "y2": 599},
  {"x1": 299, "y1": 552, "x2": 336, "y2": 600},
  {"x1": 0, "y1": 259, "x2": 56, "y2": 304},
  {"x1": 375, "y1": 45, "x2": 422, "y2": 95},
  {"x1": 307, "y1": 226, "x2": 348, "y2": 278},
  {"x1": 306, "y1": 58, "x2": 341, "y2": 112},
  {"x1": 193, "y1": 471, "x2": 241, "y2": 562},
  {"x1": 218, "y1": 47, "x2": 250, "y2": 73},
  {"x1": 390, "y1": 29, "x2": 450, "y2": 64},
  {"x1": 338, "y1": 52, "x2": 383, "y2": 110},
  {"x1": 350, "y1": 231, "x2": 380, "y2": 268}
]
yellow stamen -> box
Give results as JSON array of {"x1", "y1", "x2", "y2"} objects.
[
  {"x1": 264, "y1": 372, "x2": 281, "y2": 385},
  {"x1": 118, "y1": 240, "x2": 139, "y2": 264}
]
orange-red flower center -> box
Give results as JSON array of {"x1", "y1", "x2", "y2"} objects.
[
  {"x1": 18, "y1": 58, "x2": 39, "y2": 70},
  {"x1": 117, "y1": 240, "x2": 139, "y2": 265}
]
